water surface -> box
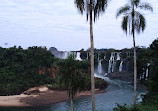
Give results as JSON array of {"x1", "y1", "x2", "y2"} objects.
[{"x1": 0, "y1": 76, "x2": 142, "y2": 111}]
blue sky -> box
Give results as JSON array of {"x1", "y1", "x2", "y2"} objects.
[{"x1": 0, "y1": 0, "x2": 157, "y2": 51}]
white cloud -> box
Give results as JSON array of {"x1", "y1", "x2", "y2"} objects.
[{"x1": 0, "y1": 0, "x2": 157, "y2": 51}]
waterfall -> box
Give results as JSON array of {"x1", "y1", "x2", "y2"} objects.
[
  {"x1": 139, "y1": 75, "x2": 142, "y2": 80},
  {"x1": 119, "y1": 61, "x2": 123, "y2": 72},
  {"x1": 108, "y1": 60, "x2": 112, "y2": 73},
  {"x1": 86, "y1": 52, "x2": 89, "y2": 60},
  {"x1": 108, "y1": 52, "x2": 115, "y2": 73},
  {"x1": 146, "y1": 63, "x2": 150, "y2": 80},
  {"x1": 116, "y1": 52, "x2": 121, "y2": 60},
  {"x1": 63, "y1": 51, "x2": 69, "y2": 59},
  {"x1": 75, "y1": 52, "x2": 82, "y2": 61},
  {"x1": 104, "y1": 53, "x2": 106, "y2": 59},
  {"x1": 98, "y1": 60, "x2": 102, "y2": 74},
  {"x1": 127, "y1": 52, "x2": 130, "y2": 57},
  {"x1": 112, "y1": 60, "x2": 116, "y2": 73}
]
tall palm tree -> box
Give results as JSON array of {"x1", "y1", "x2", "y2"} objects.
[
  {"x1": 74, "y1": 1, "x2": 109, "y2": 110},
  {"x1": 116, "y1": 0, "x2": 153, "y2": 105},
  {"x1": 59, "y1": 55, "x2": 86, "y2": 111}
]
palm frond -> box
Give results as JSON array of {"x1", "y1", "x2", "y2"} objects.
[
  {"x1": 94, "y1": 0, "x2": 109, "y2": 22},
  {"x1": 138, "y1": 3, "x2": 153, "y2": 12},
  {"x1": 121, "y1": 15, "x2": 129, "y2": 35},
  {"x1": 117, "y1": 0, "x2": 152, "y2": 36},
  {"x1": 86, "y1": 0, "x2": 90, "y2": 21},
  {"x1": 75, "y1": 0, "x2": 109, "y2": 22},
  {"x1": 116, "y1": 5, "x2": 131, "y2": 18},
  {"x1": 75, "y1": 0, "x2": 85, "y2": 14},
  {"x1": 133, "y1": 0, "x2": 140, "y2": 7},
  {"x1": 134, "y1": 11, "x2": 146, "y2": 33}
]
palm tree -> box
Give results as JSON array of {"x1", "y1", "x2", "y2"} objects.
[
  {"x1": 59, "y1": 55, "x2": 86, "y2": 111},
  {"x1": 116, "y1": 0, "x2": 153, "y2": 105},
  {"x1": 74, "y1": 1, "x2": 109, "y2": 110}
]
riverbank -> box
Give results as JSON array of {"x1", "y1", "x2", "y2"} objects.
[{"x1": 0, "y1": 87, "x2": 105, "y2": 107}]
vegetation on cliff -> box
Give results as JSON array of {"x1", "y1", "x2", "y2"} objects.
[{"x1": 0, "y1": 46, "x2": 108, "y2": 96}]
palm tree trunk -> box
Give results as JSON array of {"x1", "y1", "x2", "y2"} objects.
[
  {"x1": 133, "y1": 33, "x2": 137, "y2": 105},
  {"x1": 70, "y1": 94, "x2": 74, "y2": 111},
  {"x1": 90, "y1": 7, "x2": 96, "y2": 111},
  {"x1": 132, "y1": 5, "x2": 137, "y2": 105},
  {"x1": 132, "y1": 18, "x2": 137, "y2": 106}
]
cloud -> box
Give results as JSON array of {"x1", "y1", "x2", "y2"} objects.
[{"x1": 0, "y1": 0, "x2": 157, "y2": 50}]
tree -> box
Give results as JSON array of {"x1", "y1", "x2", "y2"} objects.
[
  {"x1": 74, "y1": 0, "x2": 109, "y2": 110},
  {"x1": 116, "y1": 0, "x2": 153, "y2": 105},
  {"x1": 59, "y1": 55, "x2": 86, "y2": 111}
]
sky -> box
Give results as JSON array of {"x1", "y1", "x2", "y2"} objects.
[{"x1": 0, "y1": 0, "x2": 157, "y2": 51}]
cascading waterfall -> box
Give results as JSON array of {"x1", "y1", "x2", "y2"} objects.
[
  {"x1": 63, "y1": 51, "x2": 69, "y2": 59},
  {"x1": 104, "y1": 53, "x2": 106, "y2": 59},
  {"x1": 108, "y1": 60, "x2": 112, "y2": 73},
  {"x1": 117, "y1": 52, "x2": 121, "y2": 60},
  {"x1": 98, "y1": 60, "x2": 102, "y2": 74},
  {"x1": 146, "y1": 63, "x2": 150, "y2": 80},
  {"x1": 127, "y1": 52, "x2": 131, "y2": 57},
  {"x1": 112, "y1": 60, "x2": 116, "y2": 73},
  {"x1": 119, "y1": 61, "x2": 123, "y2": 72},
  {"x1": 108, "y1": 52, "x2": 115, "y2": 73},
  {"x1": 75, "y1": 52, "x2": 82, "y2": 61},
  {"x1": 86, "y1": 52, "x2": 89, "y2": 60},
  {"x1": 140, "y1": 68, "x2": 146, "y2": 80}
]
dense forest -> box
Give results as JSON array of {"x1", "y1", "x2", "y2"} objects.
[
  {"x1": 0, "y1": 38, "x2": 158, "y2": 108},
  {"x1": 0, "y1": 46, "x2": 108, "y2": 96}
]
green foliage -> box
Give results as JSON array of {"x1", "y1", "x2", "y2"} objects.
[
  {"x1": 138, "y1": 104, "x2": 158, "y2": 111},
  {"x1": 95, "y1": 78, "x2": 108, "y2": 90},
  {"x1": 142, "y1": 38, "x2": 158, "y2": 104},
  {"x1": 0, "y1": 46, "x2": 109, "y2": 96},
  {"x1": 58, "y1": 55, "x2": 90, "y2": 98},
  {"x1": 113, "y1": 104, "x2": 140, "y2": 111},
  {"x1": 137, "y1": 38, "x2": 158, "y2": 107},
  {"x1": 75, "y1": 0, "x2": 109, "y2": 22},
  {"x1": 113, "y1": 104, "x2": 128, "y2": 111},
  {"x1": 0, "y1": 46, "x2": 55, "y2": 95},
  {"x1": 136, "y1": 47, "x2": 151, "y2": 80},
  {"x1": 116, "y1": 0, "x2": 153, "y2": 35}
]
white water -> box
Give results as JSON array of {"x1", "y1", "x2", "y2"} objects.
[
  {"x1": 86, "y1": 52, "x2": 89, "y2": 60},
  {"x1": 116, "y1": 52, "x2": 121, "y2": 60},
  {"x1": 108, "y1": 52, "x2": 115, "y2": 73},
  {"x1": 75, "y1": 52, "x2": 82, "y2": 61},
  {"x1": 146, "y1": 63, "x2": 150, "y2": 79},
  {"x1": 119, "y1": 61, "x2": 123, "y2": 72},
  {"x1": 98, "y1": 60, "x2": 102, "y2": 74},
  {"x1": 104, "y1": 53, "x2": 106, "y2": 59},
  {"x1": 63, "y1": 51, "x2": 69, "y2": 59}
]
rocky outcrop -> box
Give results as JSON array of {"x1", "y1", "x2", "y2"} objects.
[{"x1": 38, "y1": 67, "x2": 59, "y2": 78}]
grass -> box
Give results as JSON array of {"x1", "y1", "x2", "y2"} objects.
[
  {"x1": 113, "y1": 104, "x2": 158, "y2": 111},
  {"x1": 138, "y1": 104, "x2": 158, "y2": 111}
]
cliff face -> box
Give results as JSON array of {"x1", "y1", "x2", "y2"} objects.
[
  {"x1": 49, "y1": 47, "x2": 150, "y2": 81},
  {"x1": 38, "y1": 67, "x2": 59, "y2": 79}
]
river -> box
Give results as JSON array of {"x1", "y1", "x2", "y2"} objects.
[{"x1": 0, "y1": 74, "x2": 144, "y2": 111}]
